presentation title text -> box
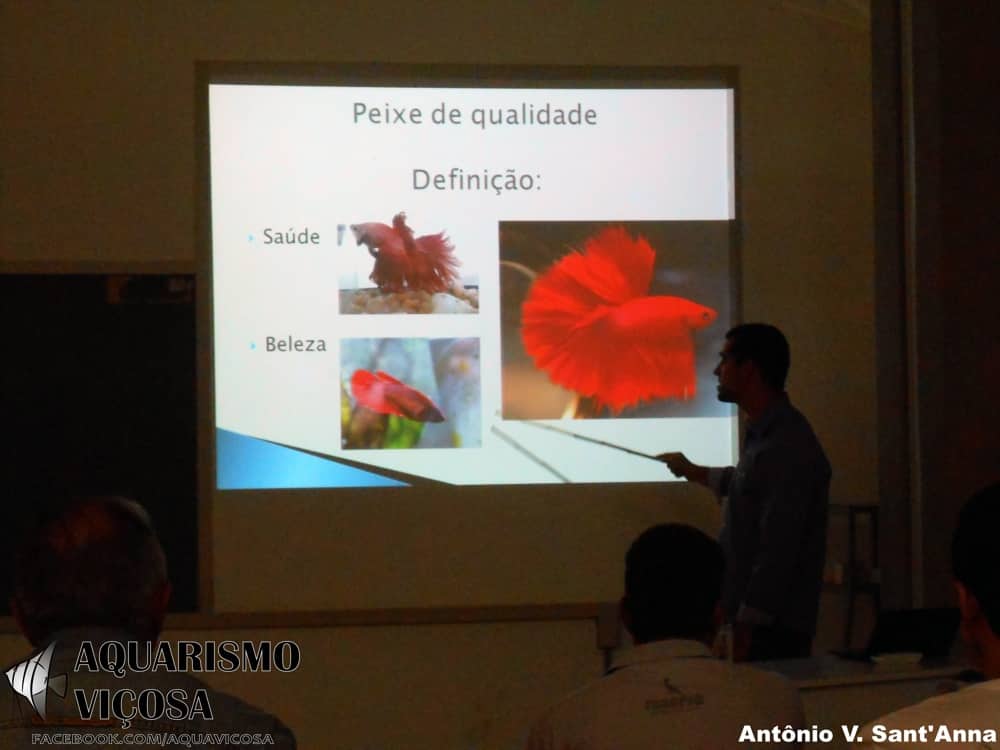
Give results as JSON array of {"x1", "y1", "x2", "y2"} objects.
[{"x1": 352, "y1": 101, "x2": 598, "y2": 130}]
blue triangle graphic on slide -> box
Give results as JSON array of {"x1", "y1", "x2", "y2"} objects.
[{"x1": 217, "y1": 429, "x2": 407, "y2": 489}]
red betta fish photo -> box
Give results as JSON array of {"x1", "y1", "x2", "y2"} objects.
[
  {"x1": 520, "y1": 226, "x2": 717, "y2": 414},
  {"x1": 350, "y1": 212, "x2": 460, "y2": 294},
  {"x1": 349, "y1": 217, "x2": 408, "y2": 292},
  {"x1": 350, "y1": 369, "x2": 446, "y2": 423}
]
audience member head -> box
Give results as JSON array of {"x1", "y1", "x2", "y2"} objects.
[
  {"x1": 11, "y1": 495, "x2": 171, "y2": 647},
  {"x1": 622, "y1": 523, "x2": 724, "y2": 645},
  {"x1": 723, "y1": 323, "x2": 790, "y2": 393},
  {"x1": 951, "y1": 481, "x2": 1000, "y2": 676}
]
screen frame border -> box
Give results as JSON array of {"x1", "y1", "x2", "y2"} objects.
[{"x1": 195, "y1": 61, "x2": 742, "y2": 614}]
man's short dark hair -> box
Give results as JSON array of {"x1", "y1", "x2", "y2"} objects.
[
  {"x1": 624, "y1": 523, "x2": 724, "y2": 643},
  {"x1": 726, "y1": 323, "x2": 790, "y2": 391},
  {"x1": 952, "y1": 482, "x2": 1000, "y2": 634},
  {"x1": 12, "y1": 495, "x2": 168, "y2": 645}
]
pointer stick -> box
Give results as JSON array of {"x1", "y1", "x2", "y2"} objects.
[
  {"x1": 491, "y1": 426, "x2": 570, "y2": 482},
  {"x1": 522, "y1": 421, "x2": 661, "y2": 462}
]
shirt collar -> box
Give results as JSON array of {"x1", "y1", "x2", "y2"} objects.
[
  {"x1": 969, "y1": 677, "x2": 1000, "y2": 692},
  {"x1": 746, "y1": 393, "x2": 791, "y2": 440},
  {"x1": 610, "y1": 639, "x2": 713, "y2": 671},
  {"x1": 45, "y1": 626, "x2": 150, "y2": 648}
]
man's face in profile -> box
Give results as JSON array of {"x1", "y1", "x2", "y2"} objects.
[{"x1": 713, "y1": 338, "x2": 748, "y2": 404}]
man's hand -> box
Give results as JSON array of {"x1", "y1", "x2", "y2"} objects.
[
  {"x1": 658, "y1": 452, "x2": 693, "y2": 478},
  {"x1": 657, "y1": 452, "x2": 709, "y2": 486},
  {"x1": 732, "y1": 622, "x2": 753, "y2": 662}
]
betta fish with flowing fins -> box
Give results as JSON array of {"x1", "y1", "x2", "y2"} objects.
[
  {"x1": 521, "y1": 226, "x2": 717, "y2": 414},
  {"x1": 350, "y1": 218, "x2": 408, "y2": 292},
  {"x1": 350, "y1": 212, "x2": 460, "y2": 293},
  {"x1": 350, "y1": 369, "x2": 446, "y2": 423}
]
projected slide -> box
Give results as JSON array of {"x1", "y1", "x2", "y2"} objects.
[{"x1": 208, "y1": 77, "x2": 737, "y2": 488}]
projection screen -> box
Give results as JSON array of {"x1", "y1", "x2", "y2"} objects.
[{"x1": 202, "y1": 64, "x2": 739, "y2": 492}]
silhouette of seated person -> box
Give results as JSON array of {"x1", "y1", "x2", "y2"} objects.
[
  {"x1": 858, "y1": 482, "x2": 1000, "y2": 748},
  {"x1": 526, "y1": 523, "x2": 805, "y2": 750},
  {"x1": 2, "y1": 495, "x2": 296, "y2": 748}
]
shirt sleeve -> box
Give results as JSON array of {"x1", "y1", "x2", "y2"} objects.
[
  {"x1": 707, "y1": 466, "x2": 734, "y2": 498},
  {"x1": 735, "y1": 603, "x2": 774, "y2": 626},
  {"x1": 738, "y1": 446, "x2": 823, "y2": 621},
  {"x1": 524, "y1": 718, "x2": 554, "y2": 750}
]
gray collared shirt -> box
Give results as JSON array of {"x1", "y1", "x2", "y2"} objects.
[
  {"x1": 525, "y1": 639, "x2": 805, "y2": 750},
  {"x1": 708, "y1": 395, "x2": 831, "y2": 635}
]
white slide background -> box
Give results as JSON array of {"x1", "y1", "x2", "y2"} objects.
[{"x1": 209, "y1": 83, "x2": 737, "y2": 485}]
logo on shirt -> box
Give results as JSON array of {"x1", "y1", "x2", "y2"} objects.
[
  {"x1": 662, "y1": 678, "x2": 683, "y2": 695},
  {"x1": 5, "y1": 642, "x2": 68, "y2": 719},
  {"x1": 645, "y1": 678, "x2": 704, "y2": 714}
]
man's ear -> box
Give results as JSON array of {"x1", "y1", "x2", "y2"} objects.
[
  {"x1": 619, "y1": 596, "x2": 633, "y2": 639},
  {"x1": 149, "y1": 582, "x2": 172, "y2": 637},
  {"x1": 10, "y1": 596, "x2": 39, "y2": 647},
  {"x1": 955, "y1": 581, "x2": 981, "y2": 621},
  {"x1": 740, "y1": 356, "x2": 760, "y2": 383}
]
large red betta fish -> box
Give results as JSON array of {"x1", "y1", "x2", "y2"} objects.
[
  {"x1": 350, "y1": 212, "x2": 460, "y2": 293},
  {"x1": 350, "y1": 370, "x2": 446, "y2": 423},
  {"x1": 521, "y1": 227, "x2": 717, "y2": 413}
]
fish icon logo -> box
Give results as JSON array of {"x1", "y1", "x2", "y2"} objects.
[{"x1": 5, "y1": 642, "x2": 67, "y2": 719}]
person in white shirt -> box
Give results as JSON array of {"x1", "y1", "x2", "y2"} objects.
[
  {"x1": 859, "y1": 482, "x2": 1000, "y2": 749},
  {"x1": 525, "y1": 523, "x2": 805, "y2": 750}
]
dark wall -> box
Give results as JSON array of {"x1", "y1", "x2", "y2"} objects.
[
  {"x1": 1, "y1": 275, "x2": 197, "y2": 612},
  {"x1": 909, "y1": 0, "x2": 1000, "y2": 604}
]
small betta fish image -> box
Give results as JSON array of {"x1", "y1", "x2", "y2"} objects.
[
  {"x1": 520, "y1": 226, "x2": 717, "y2": 414},
  {"x1": 350, "y1": 212, "x2": 460, "y2": 294},
  {"x1": 342, "y1": 337, "x2": 481, "y2": 449},
  {"x1": 350, "y1": 369, "x2": 446, "y2": 423}
]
